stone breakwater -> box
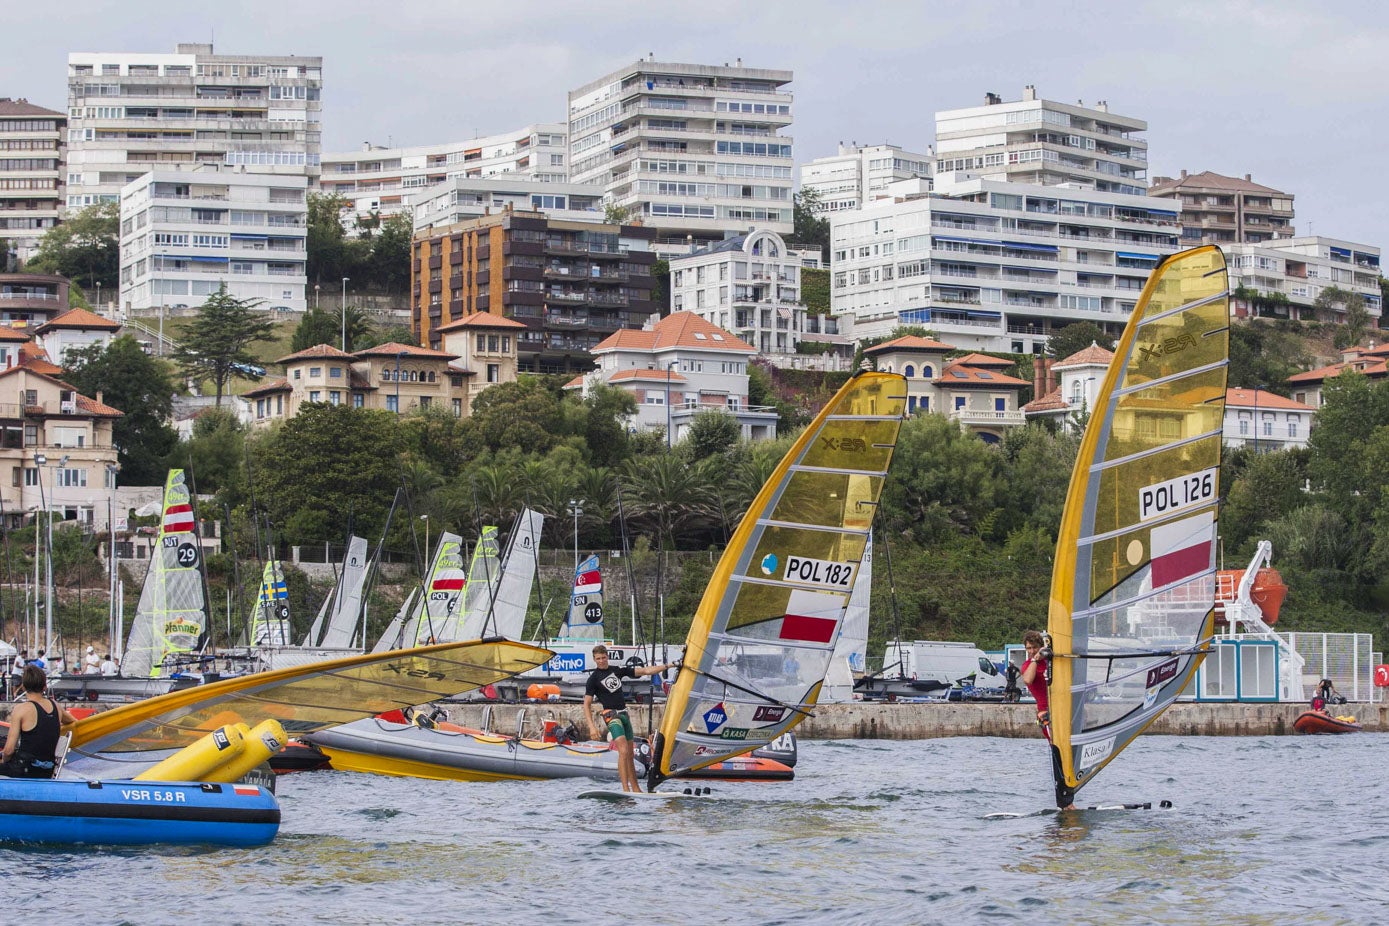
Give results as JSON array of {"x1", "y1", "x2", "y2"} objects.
[{"x1": 435, "y1": 700, "x2": 1387, "y2": 739}]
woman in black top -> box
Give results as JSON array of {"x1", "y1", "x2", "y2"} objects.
[{"x1": 1, "y1": 665, "x2": 77, "y2": 778}]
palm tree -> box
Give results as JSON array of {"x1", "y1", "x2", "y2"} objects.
[{"x1": 334, "y1": 305, "x2": 375, "y2": 353}]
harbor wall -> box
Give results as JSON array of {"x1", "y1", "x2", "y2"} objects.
[{"x1": 436, "y1": 700, "x2": 1388, "y2": 739}]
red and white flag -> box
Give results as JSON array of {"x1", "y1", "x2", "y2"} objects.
[
  {"x1": 232, "y1": 785, "x2": 260, "y2": 796},
  {"x1": 1150, "y1": 511, "x2": 1214, "y2": 588},
  {"x1": 163, "y1": 502, "x2": 195, "y2": 534},
  {"x1": 776, "y1": 588, "x2": 846, "y2": 645},
  {"x1": 1374, "y1": 664, "x2": 1389, "y2": 688}
]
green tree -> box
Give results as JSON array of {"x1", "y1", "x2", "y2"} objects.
[
  {"x1": 171, "y1": 407, "x2": 247, "y2": 503},
  {"x1": 792, "y1": 189, "x2": 830, "y2": 261},
  {"x1": 333, "y1": 306, "x2": 375, "y2": 353},
  {"x1": 603, "y1": 202, "x2": 633, "y2": 225},
  {"x1": 357, "y1": 323, "x2": 414, "y2": 351},
  {"x1": 306, "y1": 192, "x2": 351, "y2": 287},
  {"x1": 650, "y1": 258, "x2": 670, "y2": 313},
  {"x1": 250, "y1": 404, "x2": 405, "y2": 542},
  {"x1": 290, "y1": 307, "x2": 340, "y2": 352},
  {"x1": 682, "y1": 409, "x2": 741, "y2": 461},
  {"x1": 1306, "y1": 371, "x2": 1389, "y2": 524},
  {"x1": 1228, "y1": 320, "x2": 1310, "y2": 392},
  {"x1": 369, "y1": 211, "x2": 414, "y2": 294},
  {"x1": 994, "y1": 424, "x2": 1078, "y2": 539},
  {"x1": 1219, "y1": 447, "x2": 1309, "y2": 554},
  {"x1": 25, "y1": 202, "x2": 119, "y2": 290},
  {"x1": 173, "y1": 286, "x2": 276, "y2": 405},
  {"x1": 62, "y1": 335, "x2": 178, "y2": 484},
  {"x1": 583, "y1": 384, "x2": 638, "y2": 468},
  {"x1": 801, "y1": 267, "x2": 830, "y2": 314},
  {"x1": 1046, "y1": 321, "x2": 1114, "y2": 360},
  {"x1": 469, "y1": 378, "x2": 570, "y2": 455},
  {"x1": 879, "y1": 413, "x2": 1002, "y2": 542}
]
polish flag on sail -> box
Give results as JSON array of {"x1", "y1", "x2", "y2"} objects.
[
  {"x1": 777, "y1": 588, "x2": 846, "y2": 645},
  {"x1": 573, "y1": 555, "x2": 602, "y2": 596},
  {"x1": 431, "y1": 576, "x2": 465, "y2": 591},
  {"x1": 163, "y1": 502, "x2": 195, "y2": 533},
  {"x1": 1150, "y1": 511, "x2": 1215, "y2": 588}
]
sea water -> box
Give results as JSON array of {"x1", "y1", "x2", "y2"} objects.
[{"x1": 4, "y1": 734, "x2": 1386, "y2": 925}]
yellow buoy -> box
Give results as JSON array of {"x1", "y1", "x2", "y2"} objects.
[
  {"x1": 134, "y1": 724, "x2": 246, "y2": 782},
  {"x1": 206, "y1": 719, "x2": 288, "y2": 783}
]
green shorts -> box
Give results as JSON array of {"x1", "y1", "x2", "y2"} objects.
[{"x1": 603, "y1": 709, "x2": 634, "y2": 741}]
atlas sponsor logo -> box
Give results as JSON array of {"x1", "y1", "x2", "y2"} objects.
[
  {"x1": 703, "y1": 703, "x2": 729, "y2": 734},
  {"x1": 1145, "y1": 658, "x2": 1180, "y2": 689},
  {"x1": 752, "y1": 705, "x2": 787, "y2": 723},
  {"x1": 1137, "y1": 332, "x2": 1198, "y2": 364},
  {"x1": 819, "y1": 436, "x2": 867, "y2": 454},
  {"x1": 1078, "y1": 737, "x2": 1115, "y2": 770}
]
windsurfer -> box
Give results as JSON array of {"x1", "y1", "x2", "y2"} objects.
[
  {"x1": 1020, "y1": 631, "x2": 1051, "y2": 737},
  {"x1": 1, "y1": 665, "x2": 77, "y2": 779},
  {"x1": 584, "y1": 645, "x2": 675, "y2": 792}
]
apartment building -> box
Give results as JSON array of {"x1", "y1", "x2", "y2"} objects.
[
  {"x1": 863, "y1": 335, "x2": 1028, "y2": 442},
  {"x1": 829, "y1": 175, "x2": 1181, "y2": 351},
  {"x1": 321, "y1": 124, "x2": 568, "y2": 227},
  {"x1": 567, "y1": 311, "x2": 778, "y2": 442},
  {"x1": 669, "y1": 228, "x2": 850, "y2": 370},
  {"x1": 568, "y1": 57, "x2": 794, "y2": 254},
  {"x1": 0, "y1": 99, "x2": 65, "y2": 265},
  {"x1": 799, "y1": 142, "x2": 933, "y2": 213},
  {"x1": 0, "y1": 362, "x2": 121, "y2": 529},
  {"x1": 0, "y1": 272, "x2": 69, "y2": 327},
  {"x1": 412, "y1": 178, "x2": 604, "y2": 233},
  {"x1": 1149, "y1": 171, "x2": 1294, "y2": 245},
  {"x1": 65, "y1": 44, "x2": 321, "y2": 209},
  {"x1": 1226, "y1": 236, "x2": 1381, "y2": 325},
  {"x1": 934, "y1": 86, "x2": 1147, "y2": 195},
  {"x1": 411, "y1": 209, "x2": 657, "y2": 374},
  {"x1": 118, "y1": 167, "x2": 308, "y2": 313}
]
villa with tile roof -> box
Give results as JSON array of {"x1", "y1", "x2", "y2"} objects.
[
  {"x1": 863, "y1": 335, "x2": 1030, "y2": 443},
  {"x1": 1224, "y1": 387, "x2": 1314, "y2": 451},
  {"x1": 1286, "y1": 343, "x2": 1389, "y2": 409},
  {"x1": 1022, "y1": 342, "x2": 1115, "y2": 431},
  {"x1": 33, "y1": 307, "x2": 122, "y2": 364},
  {"x1": 432, "y1": 312, "x2": 526, "y2": 415},
  {"x1": 566, "y1": 311, "x2": 778, "y2": 442}
]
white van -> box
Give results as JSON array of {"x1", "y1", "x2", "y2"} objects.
[{"x1": 881, "y1": 640, "x2": 1006, "y2": 695}]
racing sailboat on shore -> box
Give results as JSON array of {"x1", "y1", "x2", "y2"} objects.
[
  {"x1": 647, "y1": 371, "x2": 906, "y2": 787},
  {"x1": 1046, "y1": 245, "x2": 1229, "y2": 808}
]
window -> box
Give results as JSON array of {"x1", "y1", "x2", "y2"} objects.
[
  {"x1": 487, "y1": 335, "x2": 500, "y2": 352},
  {"x1": 995, "y1": 397, "x2": 1006, "y2": 412},
  {"x1": 309, "y1": 366, "x2": 322, "y2": 377},
  {"x1": 477, "y1": 334, "x2": 487, "y2": 352},
  {"x1": 56, "y1": 468, "x2": 87, "y2": 488},
  {"x1": 419, "y1": 396, "x2": 431, "y2": 409},
  {"x1": 487, "y1": 363, "x2": 500, "y2": 383},
  {"x1": 256, "y1": 399, "x2": 266, "y2": 419},
  {"x1": 330, "y1": 366, "x2": 342, "y2": 378},
  {"x1": 293, "y1": 369, "x2": 301, "y2": 380},
  {"x1": 353, "y1": 394, "x2": 364, "y2": 408},
  {"x1": 1239, "y1": 418, "x2": 1249, "y2": 436},
  {"x1": 329, "y1": 391, "x2": 341, "y2": 405},
  {"x1": 22, "y1": 468, "x2": 37, "y2": 487},
  {"x1": 386, "y1": 395, "x2": 399, "y2": 412},
  {"x1": 954, "y1": 396, "x2": 966, "y2": 410},
  {"x1": 452, "y1": 398, "x2": 463, "y2": 417},
  {"x1": 308, "y1": 390, "x2": 321, "y2": 402},
  {"x1": 904, "y1": 364, "x2": 915, "y2": 379},
  {"x1": 1289, "y1": 420, "x2": 1299, "y2": 438}
]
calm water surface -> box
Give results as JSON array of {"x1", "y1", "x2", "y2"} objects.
[{"x1": 5, "y1": 734, "x2": 1387, "y2": 925}]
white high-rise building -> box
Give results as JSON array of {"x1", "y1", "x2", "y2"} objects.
[
  {"x1": 568, "y1": 58, "x2": 794, "y2": 254},
  {"x1": 1227, "y1": 237, "x2": 1382, "y2": 325},
  {"x1": 0, "y1": 99, "x2": 65, "y2": 265},
  {"x1": 118, "y1": 167, "x2": 308, "y2": 313},
  {"x1": 66, "y1": 44, "x2": 322, "y2": 209},
  {"x1": 321, "y1": 124, "x2": 568, "y2": 227},
  {"x1": 830, "y1": 175, "x2": 1181, "y2": 353},
  {"x1": 799, "y1": 143, "x2": 933, "y2": 213},
  {"x1": 411, "y1": 177, "x2": 605, "y2": 232},
  {"x1": 934, "y1": 86, "x2": 1147, "y2": 195}
]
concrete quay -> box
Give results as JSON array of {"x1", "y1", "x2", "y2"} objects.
[{"x1": 439, "y1": 700, "x2": 1387, "y2": 739}]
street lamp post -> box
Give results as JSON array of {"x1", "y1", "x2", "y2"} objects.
[
  {"x1": 665, "y1": 360, "x2": 679, "y2": 449},
  {"x1": 95, "y1": 281, "x2": 101, "y2": 311},
  {"x1": 567, "y1": 499, "x2": 583, "y2": 573},
  {"x1": 106, "y1": 462, "x2": 120, "y2": 659},
  {"x1": 394, "y1": 351, "x2": 406, "y2": 414},
  {"x1": 420, "y1": 514, "x2": 430, "y2": 559},
  {"x1": 315, "y1": 284, "x2": 321, "y2": 311},
  {"x1": 341, "y1": 277, "x2": 350, "y2": 351},
  {"x1": 1252, "y1": 386, "x2": 1260, "y2": 454},
  {"x1": 33, "y1": 453, "x2": 46, "y2": 650}
]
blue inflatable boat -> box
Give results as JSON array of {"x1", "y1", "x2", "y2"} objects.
[{"x1": 0, "y1": 778, "x2": 281, "y2": 847}]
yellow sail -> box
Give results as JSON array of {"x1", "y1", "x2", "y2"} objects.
[
  {"x1": 71, "y1": 639, "x2": 553, "y2": 755},
  {"x1": 1048, "y1": 245, "x2": 1229, "y2": 807},
  {"x1": 653, "y1": 371, "x2": 906, "y2": 784}
]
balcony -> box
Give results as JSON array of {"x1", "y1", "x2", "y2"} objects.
[{"x1": 949, "y1": 408, "x2": 1026, "y2": 428}]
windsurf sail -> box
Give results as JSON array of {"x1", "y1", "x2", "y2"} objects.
[
  {"x1": 371, "y1": 588, "x2": 417, "y2": 653},
  {"x1": 122, "y1": 470, "x2": 209, "y2": 677},
  {"x1": 316, "y1": 536, "x2": 371, "y2": 649},
  {"x1": 1047, "y1": 245, "x2": 1229, "y2": 808},
  {"x1": 564, "y1": 554, "x2": 605, "y2": 642},
  {"x1": 651, "y1": 371, "x2": 905, "y2": 785},
  {"x1": 70, "y1": 639, "x2": 555, "y2": 756},
  {"x1": 824, "y1": 532, "x2": 872, "y2": 702},
  {"x1": 404, "y1": 532, "x2": 466, "y2": 646},
  {"x1": 251, "y1": 557, "x2": 291, "y2": 646},
  {"x1": 486, "y1": 509, "x2": 545, "y2": 640},
  {"x1": 455, "y1": 526, "x2": 502, "y2": 640}
]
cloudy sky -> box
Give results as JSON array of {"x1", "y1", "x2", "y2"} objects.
[{"x1": 6, "y1": 1, "x2": 1385, "y2": 249}]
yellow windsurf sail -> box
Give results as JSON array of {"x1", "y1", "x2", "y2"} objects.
[
  {"x1": 1048, "y1": 245, "x2": 1229, "y2": 808},
  {"x1": 71, "y1": 639, "x2": 553, "y2": 755},
  {"x1": 652, "y1": 371, "x2": 906, "y2": 785}
]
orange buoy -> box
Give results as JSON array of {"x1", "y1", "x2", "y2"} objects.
[{"x1": 526, "y1": 683, "x2": 561, "y2": 702}]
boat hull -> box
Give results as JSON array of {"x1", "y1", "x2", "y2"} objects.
[
  {"x1": 1293, "y1": 711, "x2": 1361, "y2": 734},
  {"x1": 0, "y1": 778, "x2": 280, "y2": 847},
  {"x1": 48, "y1": 674, "x2": 201, "y2": 703}
]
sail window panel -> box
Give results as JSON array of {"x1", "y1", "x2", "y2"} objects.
[
  {"x1": 1092, "y1": 437, "x2": 1222, "y2": 546},
  {"x1": 1072, "y1": 575, "x2": 1215, "y2": 652},
  {"x1": 773, "y1": 471, "x2": 885, "y2": 534},
  {"x1": 1108, "y1": 369, "x2": 1227, "y2": 464},
  {"x1": 1072, "y1": 651, "x2": 1200, "y2": 735},
  {"x1": 745, "y1": 525, "x2": 867, "y2": 587},
  {"x1": 720, "y1": 579, "x2": 850, "y2": 639},
  {"x1": 829, "y1": 376, "x2": 908, "y2": 419},
  {"x1": 102, "y1": 644, "x2": 549, "y2": 753},
  {"x1": 1122, "y1": 306, "x2": 1230, "y2": 392},
  {"x1": 1138, "y1": 249, "x2": 1227, "y2": 323},
  {"x1": 798, "y1": 417, "x2": 900, "y2": 472}
]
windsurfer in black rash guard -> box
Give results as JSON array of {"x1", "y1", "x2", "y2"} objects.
[{"x1": 583, "y1": 645, "x2": 674, "y2": 793}]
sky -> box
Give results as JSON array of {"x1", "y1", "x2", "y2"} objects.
[{"x1": 5, "y1": 0, "x2": 1386, "y2": 250}]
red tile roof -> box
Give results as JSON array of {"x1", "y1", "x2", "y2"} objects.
[
  {"x1": 75, "y1": 394, "x2": 122, "y2": 417},
  {"x1": 275, "y1": 344, "x2": 356, "y2": 363},
  {"x1": 34, "y1": 308, "x2": 121, "y2": 333},
  {"x1": 1225, "y1": 388, "x2": 1314, "y2": 411},
  {"x1": 593, "y1": 312, "x2": 755, "y2": 354},
  {"x1": 1288, "y1": 360, "x2": 1388, "y2": 384},
  {"x1": 433, "y1": 312, "x2": 529, "y2": 333},
  {"x1": 0, "y1": 98, "x2": 64, "y2": 118},
  {"x1": 1022, "y1": 388, "x2": 1069, "y2": 413},
  {"x1": 1149, "y1": 170, "x2": 1289, "y2": 197},
  {"x1": 951, "y1": 351, "x2": 1014, "y2": 368},
  {"x1": 0, "y1": 326, "x2": 32, "y2": 343},
  {"x1": 352, "y1": 342, "x2": 458, "y2": 360},
  {"x1": 1054, "y1": 343, "x2": 1114, "y2": 368},
  {"x1": 935, "y1": 361, "x2": 1030, "y2": 388},
  {"x1": 243, "y1": 378, "x2": 292, "y2": 398},
  {"x1": 606, "y1": 368, "x2": 688, "y2": 384},
  {"x1": 863, "y1": 335, "x2": 956, "y2": 355}
]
